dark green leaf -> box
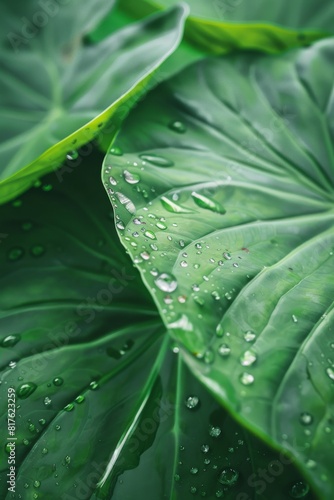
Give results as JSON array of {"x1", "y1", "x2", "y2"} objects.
[
  {"x1": 0, "y1": 1, "x2": 187, "y2": 204},
  {"x1": 102, "y1": 39, "x2": 334, "y2": 499}
]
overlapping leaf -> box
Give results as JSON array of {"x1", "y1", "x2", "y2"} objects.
[
  {"x1": 102, "y1": 39, "x2": 334, "y2": 498},
  {"x1": 0, "y1": 0, "x2": 187, "y2": 204}
]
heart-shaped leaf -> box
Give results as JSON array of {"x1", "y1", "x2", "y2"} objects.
[
  {"x1": 102, "y1": 39, "x2": 334, "y2": 499},
  {"x1": 0, "y1": 1, "x2": 187, "y2": 204}
]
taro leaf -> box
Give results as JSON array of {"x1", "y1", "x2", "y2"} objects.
[
  {"x1": 0, "y1": 1, "x2": 187, "y2": 205},
  {"x1": 0, "y1": 150, "x2": 312, "y2": 500},
  {"x1": 118, "y1": 0, "x2": 332, "y2": 55},
  {"x1": 102, "y1": 39, "x2": 334, "y2": 499}
]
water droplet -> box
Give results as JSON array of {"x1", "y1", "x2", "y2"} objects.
[
  {"x1": 140, "y1": 251, "x2": 150, "y2": 261},
  {"x1": 244, "y1": 331, "x2": 256, "y2": 342},
  {"x1": 42, "y1": 448, "x2": 48, "y2": 455},
  {"x1": 55, "y1": 424, "x2": 61, "y2": 431},
  {"x1": 1, "y1": 334, "x2": 21, "y2": 348},
  {"x1": 39, "y1": 419, "x2": 46, "y2": 426},
  {"x1": 64, "y1": 403, "x2": 74, "y2": 412},
  {"x1": 42, "y1": 184, "x2": 52, "y2": 192},
  {"x1": 66, "y1": 150, "x2": 78, "y2": 161},
  {"x1": 124, "y1": 170, "x2": 140, "y2": 184},
  {"x1": 218, "y1": 344, "x2": 231, "y2": 357},
  {"x1": 191, "y1": 192, "x2": 226, "y2": 214},
  {"x1": 233, "y1": 263, "x2": 239, "y2": 268},
  {"x1": 216, "y1": 490, "x2": 224, "y2": 498},
  {"x1": 215, "y1": 324, "x2": 224, "y2": 337},
  {"x1": 190, "y1": 467, "x2": 198, "y2": 475},
  {"x1": 201, "y1": 444, "x2": 210, "y2": 453},
  {"x1": 156, "y1": 221, "x2": 167, "y2": 230},
  {"x1": 133, "y1": 217, "x2": 144, "y2": 225},
  {"x1": 180, "y1": 260, "x2": 188, "y2": 268},
  {"x1": 17, "y1": 382, "x2": 37, "y2": 399},
  {"x1": 169, "y1": 120, "x2": 187, "y2": 133},
  {"x1": 75, "y1": 395, "x2": 85, "y2": 404},
  {"x1": 116, "y1": 220, "x2": 125, "y2": 230},
  {"x1": 223, "y1": 252, "x2": 232, "y2": 260},
  {"x1": 89, "y1": 381, "x2": 99, "y2": 390},
  {"x1": 211, "y1": 291, "x2": 220, "y2": 301},
  {"x1": 115, "y1": 192, "x2": 135, "y2": 214},
  {"x1": 64, "y1": 456, "x2": 71, "y2": 465},
  {"x1": 28, "y1": 423, "x2": 35, "y2": 433},
  {"x1": 300, "y1": 412, "x2": 313, "y2": 426},
  {"x1": 209, "y1": 426, "x2": 221, "y2": 438},
  {"x1": 155, "y1": 273, "x2": 178, "y2": 292},
  {"x1": 240, "y1": 350, "x2": 257, "y2": 366},
  {"x1": 44, "y1": 397, "x2": 52, "y2": 406},
  {"x1": 240, "y1": 372, "x2": 254, "y2": 385},
  {"x1": 8, "y1": 247, "x2": 24, "y2": 261},
  {"x1": 144, "y1": 230, "x2": 156, "y2": 240},
  {"x1": 218, "y1": 468, "x2": 239, "y2": 486},
  {"x1": 51, "y1": 377, "x2": 63, "y2": 387},
  {"x1": 33, "y1": 481, "x2": 41, "y2": 488},
  {"x1": 110, "y1": 146, "x2": 123, "y2": 156},
  {"x1": 109, "y1": 176, "x2": 117, "y2": 186},
  {"x1": 185, "y1": 396, "x2": 200, "y2": 409},
  {"x1": 139, "y1": 154, "x2": 174, "y2": 168},
  {"x1": 290, "y1": 481, "x2": 309, "y2": 498},
  {"x1": 160, "y1": 196, "x2": 192, "y2": 213},
  {"x1": 224, "y1": 292, "x2": 232, "y2": 300},
  {"x1": 204, "y1": 349, "x2": 214, "y2": 364},
  {"x1": 23, "y1": 438, "x2": 29, "y2": 445},
  {"x1": 326, "y1": 367, "x2": 334, "y2": 380},
  {"x1": 30, "y1": 245, "x2": 45, "y2": 257},
  {"x1": 174, "y1": 474, "x2": 180, "y2": 481},
  {"x1": 292, "y1": 314, "x2": 298, "y2": 323}
]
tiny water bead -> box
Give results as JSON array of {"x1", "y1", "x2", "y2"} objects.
[
  {"x1": 155, "y1": 273, "x2": 178, "y2": 293},
  {"x1": 30, "y1": 245, "x2": 45, "y2": 257},
  {"x1": 123, "y1": 170, "x2": 140, "y2": 184},
  {"x1": 244, "y1": 331, "x2": 256, "y2": 342},
  {"x1": 116, "y1": 220, "x2": 125, "y2": 230},
  {"x1": 240, "y1": 372, "x2": 254, "y2": 385},
  {"x1": 191, "y1": 192, "x2": 226, "y2": 214},
  {"x1": 299, "y1": 412, "x2": 313, "y2": 426},
  {"x1": 42, "y1": 184, "x2": 52, "y2": 192},
  {"x1": 218, "y1": 468, "x2": 239, "y2": 486},
  {"x1": 75, "y1": 395, "x2": 85, "y2": 404},
  {"x1": 289, "y1": 481, "x2": 309, "y2": 498},
  {"x1": 223, "y1": 252, "x2": 232, "y2": 260},
  {"x1": 209, "y1": 426, "x2": 221, "y2": 438},
  {"x1": 185, "y1": 396, "x2": 200, "y2": 410},
  {"x1": 64, "y1": 403, "x2": 74, "y2": 412},
  {"x1": 144, "y1": 230, "x2": 156, "y2": 240},
  {"x1": 44, "y1": 397, "x2": 52, "y2": 406},
  {"x1": 1, "y1": 334, "x2": 21, "y2": 348},
  {"x1": 240, "y1": 350, "x2": 257, "y2": 367},
  {"x1": 218, "y1": 344, "x2": 231, "y2": 357},
  {"x1": 66, "y1": 150, "x2": 78, "y2": 161},
  {"x1": 201, "y1": 444, "x2": 209, "y2": 453},
  {"x1": 110, "y1": 146, "x2": 123, "y2": 156},
  {"x1": 169, "y1": 120, "x2": 187, "y2": 133},
  {"x1": 190, "y1": 467, "x2": 198, "y2": 475},
  {"x1": 53, "y1": 377, "x2": 63, "y2": 387},
  {"x1": 292, "y1": 314, "x2": 298, "y2": 323},
  {"x1": 156, "y1": 221, "x2": 167, "y2": 230},
  {"x1": 17, "y1": 382, "x2": 37, "y2": 399},
  {"x1": 326, "y1": 367, "x2": 334, "y2": 380},
  {"x1": 33, "y1": 480, "x2": 41, "y2": 488},
  {"x1": 109, "y1": 176, "x2": 117, "y2": 186},
  {"x1": 8, "y1": 247, "x2": 24, "y2": 261},
  {"x1": 139, "y1": 153, "x2": 174, "y2": 168}
]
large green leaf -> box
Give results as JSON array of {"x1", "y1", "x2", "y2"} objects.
[
  {"x1": 0, "y1": 1, "x2": 187, "y2": 204},
  {"x1": 102, "y1": 39, "x2": 334, "y2": 498},
  {"x1": 118, "y1": 0, "x2": 332, "y2": 55},
  {"x1": 0, "y1": 149, "x2": 309, "y2": 499}
]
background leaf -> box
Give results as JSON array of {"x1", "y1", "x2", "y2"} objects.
[
  {"x1": 0, "y1": 1, "x2": 187, "y2": 204},
  {"x1": 102, "y1": 39, "x2": 334, "y2": 499}
]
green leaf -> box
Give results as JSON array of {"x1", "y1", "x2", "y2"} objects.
[
  {"x1": 0, "y1": 149, "x2": 310, "y2": 499},
  {"x1": 102, "y1": 39, "x2": 334, "y2": 498},
  {"x1": 0, "y1": 1, "x2": 187, "y2": 204},
  {"x1": 118, "y1": 0, "x2": 332, "y2": 54}
]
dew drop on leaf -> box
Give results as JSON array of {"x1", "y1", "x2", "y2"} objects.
[
  {"x1": 8, "y1": 247, "x2": 24, "y2": 261},
  {"x1": 191, "y1": 192, "x2": 226, "y2": 214},
  {"x1": 299, "y1": 412, "x2": 313, "y2": 426},
  {"x1": 155, "y1": 273, "x2": 178, "y2": 292},
  {"x1": 17, "y1": 382, "x2": 37, "y2": 399},
  {"x1": 209, "y1": 426, "x2": 221, "y2": 438},
  {"x1": 139, "y1": 154, "x2": 174, "y2": 167},
  {"x1": 110, "y1": 146, "x2": 123, "y2": 156},
  {"x1": 201, "y1": 444, "x2": 209, "y2": 453},
  {"x1": 66, "y1": 150, "x2": 78, "y2": 161},
  {"x1": 292, "y1": 314, "x2": 298, "y2": 323},
  {"x1": 140, "y1": 251, "x2": 150, "y2": 261},
  {"x1": 64, "y1": 403, "x2": 74, "y2": 412},
  {"x1": 240, "y1": 372, "x2": 254, "y2": 385},
  {"x1": 244, "y1": 331, "x2": 256, "y2": 342},
  {"x1": 123, "y1": 170, "x2": 140, "y2": 184},
  {"x1": 218, "y1": 344, "x2": 231, "y2": 357},
  {"x1": 240, "y1": 350, "x2": 257, "y2": 366},
  {"x1": 185, "y1": 396, "x2": 200, "y2": 409},
  {"x1": 89, "y1": 381, "x2": 99, "y2": 390},
  {"x1": 109, "y1": 176, "x2": 117, "y2": 186},
  {"x1": 1, "y1": 334, "x2": 21, "y2": 348},
  {"x1": 33, "y1": 480, "x2": 41, "y2": 488},
  {"x1": 30, "y1": 245, "x2": 45, "y2": 257},
  {"x1": 44, "y1": 397, "x2": 52, "y2": 406},
  {"x1": 42, "y1": 184, "x2": 52, "y2": 192},
  {"x1": 144, "y1": 230, "x2": 156, "y2": 240},
  {"x1": 190, "y1": 467, "x2": 199, "y2": 474},
  {"x1": 218, "y1": 468, "x2": 239, "y2": 486},
  {"x1": 169, "y1": 120, "x2": 187, "y2": 133},
  {"x1": 116, "y1": 220, "x2": 125, "y2": 230},
  {"x1": 326, "y1": 367, "x2": 334, "y2": 381},
  {"x1": 53, "y1": 377, "x2": 63, "y2": 387},
  {"x1": 289, "y1": 481, "x2": 310, "y2": 498},
  {"x1": 223, "y1": 251, "x2": 232, "y2": 260}
]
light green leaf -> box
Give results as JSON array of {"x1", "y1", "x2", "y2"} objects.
[
  {"x1": 102, "y1": 39, "x2": 334, "y2": 498},
  {"x1": 0, "y1": 149, "x2": 309, "y2": 499},
  {"x1": 0, "y1": 1, "x2": 187, "y2": 204},
  {"x1": 118, "y1": 0, "x2": 332, "y2": 54}
]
